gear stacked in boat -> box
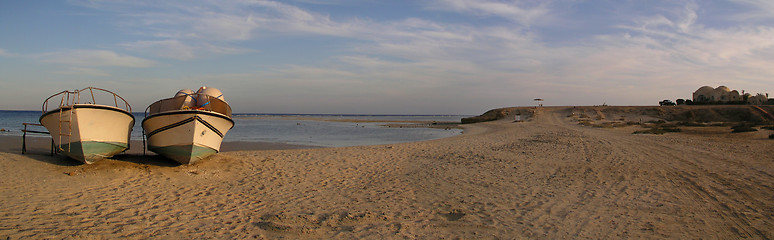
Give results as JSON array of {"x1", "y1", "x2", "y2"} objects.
[
  {"x1": 142, "y1": 87, "x2": 234, "y2": 164},
  {"x1": 39, "y1": 87, "x2": 135, "y2": 164}
]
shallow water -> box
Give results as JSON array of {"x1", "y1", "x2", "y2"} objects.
[{"x1": 0, "y1": 111, "x2": 467, "y2": 148}]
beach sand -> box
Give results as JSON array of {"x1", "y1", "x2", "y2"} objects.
[{"x1": 1, "y1": 107, "x2": 773, "y2": 239}]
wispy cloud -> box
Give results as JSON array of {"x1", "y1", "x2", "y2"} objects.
[
  {"x1": 120, "y1": 40, "x2": 197, "y2": 60},
  {"x1": 615, "y1": 1, "x2": 774, "y2": 67},
  {"x1": 73, "y1": 0, "x2": 364, "y2": 58},
  {"x1": 729, "y1": 0, "x2": 774, "y2": 20},
  {"x1": 99, "y1": 0, "x2": 354, "y2": 38},
  {"x1": 426, "y1": 0, "x2": 550, "y2": 26},
  {"x1": 56, "y1": 67, "x2": 111, "y2": 77},
  {"x1": 38, "y1": 50, "x2": 155, "y2": 68},
  {"x1": 57, "y1": 0, "x2": 774, "y2": 110},
  {"x1": 547, "y1": 1, "x2": 774, "y2": 103},
  {"x1": 0, "y1": 48, "x2": 13, "y2": 57}
]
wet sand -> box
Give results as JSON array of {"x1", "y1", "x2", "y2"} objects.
[{"x1": 1, "y1": 107, "x2": 773, "y2": 239}]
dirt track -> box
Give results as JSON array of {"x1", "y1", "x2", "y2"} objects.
[{"x1": 1, "y1": 107, "x2": 773, "y2": 239}]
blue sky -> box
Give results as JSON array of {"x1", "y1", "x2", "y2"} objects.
[{"x1": 1, "y1": 0, "x2": 773, "y2": 114}]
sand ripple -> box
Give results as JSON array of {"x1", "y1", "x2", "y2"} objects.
[{"x1": 1, "y1": 107, "x2": 773, "y2": 238}]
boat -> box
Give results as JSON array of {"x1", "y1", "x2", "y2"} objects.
[
  {"x1": 142, "y1": 87, "x2": 234, "y2": 164},
  {"x1": 39, "y1": 87, "x2": 135, "y2": 164}
]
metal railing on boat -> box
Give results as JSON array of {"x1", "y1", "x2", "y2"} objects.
[
  {"x1": 41, "y1": 87, "x2": 132, "y2": 113},
  {"x1": 40, "y1": 87, "x2": 133, "y2": 154}
]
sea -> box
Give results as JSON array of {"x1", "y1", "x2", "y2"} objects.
[{"x1": 0, "y1": 110, "x2": 468, "y2": 148}]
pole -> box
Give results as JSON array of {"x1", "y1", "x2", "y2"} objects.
[{"x1": 22, "y1": 125, "x2": 27, "y2": 154}]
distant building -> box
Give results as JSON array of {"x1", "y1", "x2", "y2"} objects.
[
  {"x1": 693, "y1": 86, "x2": 742, "y2": 103},
  {"x1": 692, "y1": 86, "x2": 771, "y2": 105},
  {"x1": 748, "y1": 93, "x2": 769, "y2": 105}
]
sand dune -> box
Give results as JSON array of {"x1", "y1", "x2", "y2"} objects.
[{"x1": 1, "y1": 107, "x2": 773, "y2": 239}]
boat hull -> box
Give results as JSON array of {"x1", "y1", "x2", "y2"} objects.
[
  {"x1": 39, "y1": 105, "x2": 135, "y2": 164},
  {"x1": 142, "y1": 110, "x2": 234, "y2": 164}
]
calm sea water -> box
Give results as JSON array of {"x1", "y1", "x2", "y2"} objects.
[{"x1": 0, "y1": 111, "x2": 467, "y2": 147}]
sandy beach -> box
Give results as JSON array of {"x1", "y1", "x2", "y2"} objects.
[{"x1": 1, "y1": 106, "x2": 773, "y2": 239}]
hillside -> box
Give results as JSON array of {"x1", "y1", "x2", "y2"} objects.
[{"x1": 463, "y1": 105, "x2": 774, "y2": 124}]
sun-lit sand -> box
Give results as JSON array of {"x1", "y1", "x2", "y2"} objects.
[{"x1": 1, "y1": 106, "x2": 773, "y2": 239}]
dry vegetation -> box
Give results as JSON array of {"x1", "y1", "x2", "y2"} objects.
[
  {"x1": 566, "y1": 106, "x2": 774, "y2": 136},
  {"x1": 465, "y1": 105, "x2": 774, "y2": 137}
]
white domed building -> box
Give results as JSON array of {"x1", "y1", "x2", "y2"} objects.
[
  {"x1": 692, "y1": 86, "x2": 743, "y2": 103},
  {"x1": 692, "y1": 86, "x2": 774, "y2": 105}
]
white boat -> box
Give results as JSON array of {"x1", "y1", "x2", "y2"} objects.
[
  {"x1": 39, "y1": 87, "x2": 135, "y2": 164},
  {"x1": 142, "y1": 87, "x2": 234, "y2": 164}
]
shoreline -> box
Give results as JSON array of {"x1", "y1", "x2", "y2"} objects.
[
  {"x1": 1, "y1": 106, "x2": 772, "y2": 238},
  {"x1": 0, "y1": 135, "x2": 322, "y2": 156}
]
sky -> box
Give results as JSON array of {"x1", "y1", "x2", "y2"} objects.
[{"x1": 1, "y1": 0, "x2": 773, "y2": 115}]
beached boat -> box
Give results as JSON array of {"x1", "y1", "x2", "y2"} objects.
[
  {"x1": 39, "y1": 87, "x2": 135, "y2": 164},
  {"x1": 142, "y1": 87, "x2": 234, "y2": 164}
]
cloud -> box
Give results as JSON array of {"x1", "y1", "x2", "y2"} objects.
[
  {"x1": 426, "y1": 0, "x2": 550, "y2": 25},
  {"x1": 191, "y1": 12, "x2": 259, "y2": 41},
  {"x1": 333, "y1": 1, "x2": 774, "y2": 106},
  {"x1": 38, "y1": 50, "x2": 155, "y2": 68},
  {"x1": 536, "y1": 2, "x2": 774, "y2": 104},
  {"x1": 729, "y1": 0, "x2": 774, "y2": 20},
  {"x1": 73, "y1": 0, "x2": 366, "y2": 61},
  {"x1": 74, "y1": 1, "x2": 482, "y2": 53},
  {"x1": 56, "y1": 67, "x2": 111, "y2": 76},
  {"x1": 224, "y1": 1, "x2": 364, "y2": 38},
  {"x1": 77, "y1": 0, "x2": 359, "y2": 39},
  {"x1": 62, "y1": 0, "x2": 774, "y2": 111},
  {"x1": 120, "y1": 39, "x2": 256, "y2": 60},
  {"x1": 0, "y1": 48, "x2": 12, "y2": 57},
  {"x1": 121, "y1": 40, "x2": 197, "y2": 60},
  {"x1": 615, "y1": 2, "x2": 774, "y2": 67}
]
